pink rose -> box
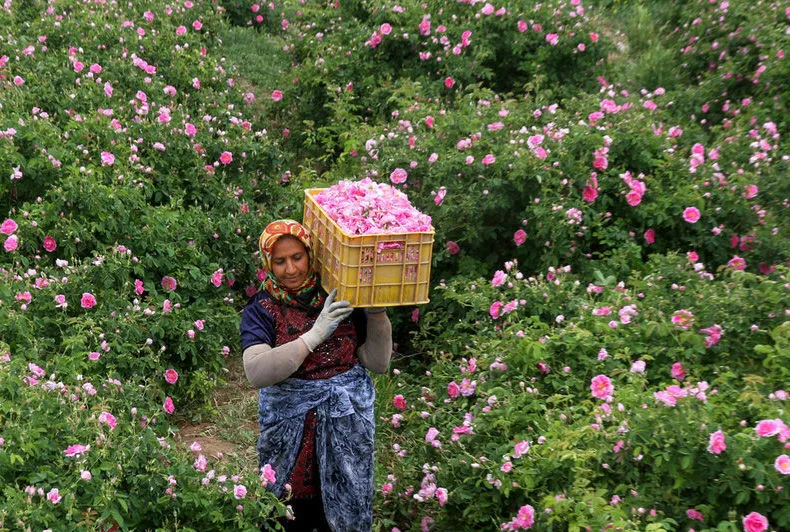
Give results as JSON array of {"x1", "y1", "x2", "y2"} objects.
[
  {"x1": 98, "y1": 411, "x2": 117, "y2": 430},
  {"x1": 81, "y1": 293, "x2": 97, "y2": 309},
  {"x1": 512, "y1": 442, "x2": 531, "y2": 460},
  {"x1": 513, "y1": 229, "x2": 527, "y2": 246},
  {"x1": 233, "y1": 484, "x2": 247, "y2": 499},
  {"x1": 161, "y1": 276, "x2": 177, "y2": 291},
  {"x1": 590, "y1": 374, "x2": 614, "y2": 400},
  {"x1": 489, "y1": 301, "x2": 503, "y2": 319},
  {"x1": 425, "y1": 427, "x2": 439, "y2": 443},
  {"x1": 491, "y1": 270, "x2": 506, "y2": 287},
  {"x1": 447, "y1": 381, "x2": 460, "y2": 398},
  {"x1": 43, "y1": 236, "x2": 57, "y2": 252},
  {"x1": 644, "y1": 229, "x2": 655, "y2": 244},
  {"x1": 261, "y1": 463, "x2": 277, "y2": 486},
  {"x1": 1, "y1": 219, "x2": 18, "y2": 235},
  {"x1": 707, "y1": 430, "x2": 726, "y2": 454},
  {"x1": 163, "y1": 396, "x2": 175, "y2": 414},
  {"x1": 64, "y1": 443, "x2": 90, "y2": 457},
  {"x1": 389, "y1": 167, "x2": 408, "y2": 184},
  {"x1": 683, "y1": 207, "x2": 701, "y2": 223},
  {"x1": 671, "y1": 309, "x2": 695, "y2": 329},
  {"x1": 100, "y1": 152, "x2": 115, "y2": 166},
  {"x1": 446, "y1": 241, "x2": 460, "y2": 255},
  {"x1": 671, "y1": 362, "x2": 686, "y2": 381},
  {"x1": 435, "y1": 487, "x2": 448, "y2": 506},
  {"x1": 444, "y1": 77, "x2": 455, "y2": 89},
  {"x1": 515, "y1": 504, "x2": 534, "y2": 528},
  {"x1": 219, "y1": 151, "x2": 233, "y2": 165},
  {"x1": 742, "y1": 512, "x2": 768, "y2": 532},
  {"x1": 164, "y1": 369, "x2": 179, "y2": 385},
  {"x1": 728, "y1": 255, "x2": 746, "y2": 271},
  {"x1": 434, "y1": 187, "x2": 446, "y2": 206},
  {"x1": 3, "y1": 235, "x2": 18, "y2": 252},
  {"x1": 775, "y1": 454, "x2": 790, "y2": 475},
  {"x1": 271, "y1": 90, "x2": 283, "y2": 102},
  {"x1": 626, "y1": 190, "x2": 642, "y2": 206},
  {"x1": 46, "y1": 488, "x2": 62, "y2": 504},
  {"x1": 755, "y1": 419, "x2": 783, "y2": 437},
  {"x1": 393, "y1": 394, "x2": 406, "y2": 410},
  {"x1": 593, "y1": 155, "x2": 608, "y2": 170},
  {"x1": 418, "y1": 19, "x2": 431, "y2": 36}
]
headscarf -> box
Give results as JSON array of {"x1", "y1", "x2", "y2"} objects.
[{"x1": 258, "y1": 219, "x2": 325, "y2": 310}]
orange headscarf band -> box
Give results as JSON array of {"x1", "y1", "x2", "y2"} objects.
[{"x1": 258, "y1": 219, "x2": 314, "y2": 274}]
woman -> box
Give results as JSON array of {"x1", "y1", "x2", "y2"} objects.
[{"x1": 240, "y1": 219, "x2": 392, "y2": 532}]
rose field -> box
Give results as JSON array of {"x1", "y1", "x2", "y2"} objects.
[{"x1": 1, "y1": 0, "x2": 789, "y2": 530}]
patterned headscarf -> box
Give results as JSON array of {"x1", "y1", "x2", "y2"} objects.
[{"x1": 258, "y1": 219, "x2": 325, "y2": 310}]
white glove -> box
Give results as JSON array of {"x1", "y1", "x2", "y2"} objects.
[{"x1": 300, "y1": 289, "x2": 353, "y2": 352}]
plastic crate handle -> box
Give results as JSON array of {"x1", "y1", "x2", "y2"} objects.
[{"x1": 376, "y1": 241, "x2": 404, "y2": 253}]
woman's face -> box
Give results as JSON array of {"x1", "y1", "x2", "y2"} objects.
[{"x1": 270, "y1": 236, "x2": 310, "y2": 290}]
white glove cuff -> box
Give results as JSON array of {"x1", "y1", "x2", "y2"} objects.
[{"x1": 300, "y1": 329, "x2": 322, "y2": 352}]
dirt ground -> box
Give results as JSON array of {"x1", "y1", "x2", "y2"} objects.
[{"x1": 174, "y1": 354, "x2": 259, "y2": 458}]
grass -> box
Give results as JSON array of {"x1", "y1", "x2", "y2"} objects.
[
  {"x1": 218, "y1": 25, "x2": 288, "y2": 82},
  {"x1": 217, "y1": 25, "x2": 289, "y2": 121}
]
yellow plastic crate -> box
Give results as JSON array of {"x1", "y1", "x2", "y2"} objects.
[{"x1": 303, "y1": 188, "x2": 434, "y2": 307}]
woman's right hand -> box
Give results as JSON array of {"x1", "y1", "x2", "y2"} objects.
[{"x1": 300, "y1": 289, "x2": 353, "y2": 351}]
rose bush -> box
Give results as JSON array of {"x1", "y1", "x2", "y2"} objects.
[
  {"x1": 1, "y1": 0, "x2": 789, "y2": 529},
  {"x1": 376, "y1": 256, "x2": 790, "y2": 530},
  {"x1": 222, "y1": 0, "x2": 788, "y2": 285},
  {"x1": 0, "y1": 341, "x2": 284, "y2": 530},
  {"x1": 1, "y1": 1, "x2": 294, "y2": 527},
  {"x1": 0, "y1": 0, "x2": 299, "y2": 406}
]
